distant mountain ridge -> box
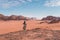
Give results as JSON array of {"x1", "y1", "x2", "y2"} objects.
[
  {"x1": 42, "y1": 16, "x2": 60, "y2": 21},
  {"x1": 41, "y1": 16, "x2": 60, "y2": 23},
  {"x1": 0, "y1": 14, "x2": 36, "y2": 21}
]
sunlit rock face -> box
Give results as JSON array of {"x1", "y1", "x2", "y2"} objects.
[{"x1": 8, "y1": 15, "x2": 18, "y2": 20}]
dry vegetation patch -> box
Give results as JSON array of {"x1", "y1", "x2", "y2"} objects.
[{"x1": 0, "y1": 28, "x2": 60, "y2": 40}]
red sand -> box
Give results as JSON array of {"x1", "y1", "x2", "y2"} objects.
[{"x1": 0, "y1": 20, "x2": 60, "y2": 34}]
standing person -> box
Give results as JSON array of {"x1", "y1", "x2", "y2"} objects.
[{"x1": 23, "y1": 20, "x2": 27, "y2": 30}]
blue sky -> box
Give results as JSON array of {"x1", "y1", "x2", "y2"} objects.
[{"x1": 0, "y1": 0, "x2": 60, "y2": 19}]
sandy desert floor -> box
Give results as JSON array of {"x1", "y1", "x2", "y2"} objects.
[
  {"x1": 0, "y1": 20, "x2": 60, "y2": 40},
  {"x1": 0, "y1": 28, "x2": 60, "y2": 40},
  {"x1": 0, "y1": 20, "x2": 60, "y2": 34}
]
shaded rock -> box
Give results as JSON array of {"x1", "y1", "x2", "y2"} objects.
[
  {"x1": 42, "y1": 16, "x2": 60, "y2": 24},
  {"x1": 0, "y1": 14, "x2": 4, "y2": 20}
]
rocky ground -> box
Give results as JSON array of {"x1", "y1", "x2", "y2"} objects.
[{"x1": 0, "y1": 28, "x2": 60, "y2": 40}]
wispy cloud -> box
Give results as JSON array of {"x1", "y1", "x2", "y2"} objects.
[
  {"x1": 27, "y1": 0, "x2": 32, "y2": 2},
  {"x1": 44, "y1": 0, "x2": 60, "y2": 7},
  {"x1": 0, "y1": 0, "x2": 34, "y2": 9}
]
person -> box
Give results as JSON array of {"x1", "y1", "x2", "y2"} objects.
[{"x1": 23, "y1": 20, "x2": 27, "y2": 30}]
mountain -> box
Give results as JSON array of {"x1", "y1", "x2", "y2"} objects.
[
  {"x1": 0, "y1": 14, "x2": 31, "y2": 21},
  {"x1": 41, "y1": 16, "x2": 60, "y2": 23}
]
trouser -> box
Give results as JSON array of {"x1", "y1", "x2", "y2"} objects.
[{"x1": 23, "y1": 25, "x2": 26, "y2": 30}]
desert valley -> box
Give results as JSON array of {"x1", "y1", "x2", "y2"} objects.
[
  {"x1": 0, "y1": 0, "x2": 60, "y2": 40},
  {"x1": 0, "y1": 20, "x2": 60, "y2": 34},
  {"x1": 0, "y1": 15, "x2": 60, "y2": 40}
]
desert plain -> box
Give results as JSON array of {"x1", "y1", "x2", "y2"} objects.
[
  {"x1": 0, "y1": 20, "x2": 60, "y2": 34},
  {"x1": 0, "y1": 20, "x2": 60, "y2": 40}
]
